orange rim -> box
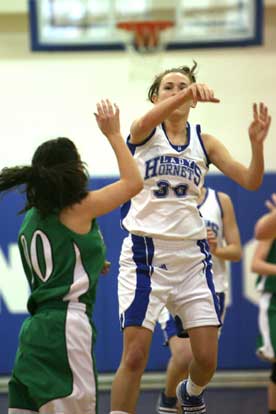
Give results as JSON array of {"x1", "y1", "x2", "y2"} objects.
[{"x1": 116, "y1": 20, "x2": 174, "y2": 33}]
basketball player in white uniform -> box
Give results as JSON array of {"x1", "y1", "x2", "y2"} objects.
[
  {"x1": 157, "y1": 186, "x2": 242, "y2": 414},
  {"x1": 110, "y1": 62, "x2": 271, "y2": 414}
]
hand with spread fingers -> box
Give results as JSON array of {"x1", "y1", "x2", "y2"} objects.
[
  {"x1": 94, "y1": 99, "x2": 121, "y2": 141},
  {"x1": 248, "y1": 102, "x2": 271, "y2": 145}
]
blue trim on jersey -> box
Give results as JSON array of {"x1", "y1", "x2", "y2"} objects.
[
  {"x1": 161, "y1": 122, "x2": 191, "y2": 153},
  {"x1": 122, "y1": 235, "x2": 154, "y2": 327},
  {"x1": 126, "y1": 136, "x2": 136, "y2": 155},
  {"x1": 197, "y1": 239, "x2": 222, "y2": 326},
  {"x1": 197, "y1": 187, "x2": 209, "y2": 209},
  {"x1": 120, "y1": 200, "x2": 131, "y2": 229},
  {"x1": 214, "y1": 191, "x2": 224, "y2": 219},
  {"x1": 126, "y1": 128, "x2": 156, "y2": 153},
  {"x1": 196, "y1": 124, "x2": 211, "y2": 167}
]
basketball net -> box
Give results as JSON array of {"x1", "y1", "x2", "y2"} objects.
[{"x1": 117, "y1": 21, "x2": 174, "y2": 82}]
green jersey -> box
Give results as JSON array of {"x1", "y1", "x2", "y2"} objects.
[
  {"x1": 256, "y1": 240, "x2": 276, "y2": 293},
  {"x1": 18, "y1": 208, "x2": 106, "y2": 316}
]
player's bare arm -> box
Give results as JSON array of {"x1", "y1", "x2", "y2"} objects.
[
  {"x1": 202, "y1": 102, "x2": 271, "y2": 191},
  {"x1": 130, "y1": 83, "x2": 220, "y2": 144},
  {"x1": 211, "y1": 192, "x2": 242, "y2": 261},
  {"x1": 255, "y1": 193, "x2": 276, "y2": 239},
  {"x1": 251, "y1": 239, "x2": 276, "y2": 275},
  {"x1": 81, "y1": 100, "x2": 143, "y2": 220}
]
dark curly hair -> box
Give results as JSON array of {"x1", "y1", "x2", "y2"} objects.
[
  {"x1": 0, "y1": 137, "x2": 88, "y2": 217},
  {"x1": 147, "y1": 61, "x2": 198, "y2": 103}
]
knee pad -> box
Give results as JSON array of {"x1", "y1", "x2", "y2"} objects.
[{"x1": 270, "y1": 362, "x2": 276, "y2": 384}]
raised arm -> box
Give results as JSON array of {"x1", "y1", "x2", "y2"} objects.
[
  {"x1": 130, "y1": 83, "x2": 220, "y2": 144},
  {"x1": 255, "y1": 194, "x2": 276, "y2": 240},
  {"x1": 251, "y1": 239, "x2": 276, "y2": 275},
  {"x1": 79, "y1": 100, "x2": 143, "y2": 220},
  {"x1": 207, "y1": 192, "x2": 242, "y2": 261},
  {"x1": 203, "y1": 103, "x2": 271, "y2": 190}
]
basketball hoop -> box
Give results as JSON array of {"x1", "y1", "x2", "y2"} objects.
[
  {"x1": 116, "y1": 20, "x2": 174, "y2": 82},
  {"x1": 117, "y1": 20, "x2": 174, "y2": 54}
]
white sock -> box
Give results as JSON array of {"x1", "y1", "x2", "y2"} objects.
[
  {"x1": 186, "y1": 376, "x2": 205, "y2": 397},
  {"x1": 110, "y1": 411, "x2": 129, "y2": 414}
]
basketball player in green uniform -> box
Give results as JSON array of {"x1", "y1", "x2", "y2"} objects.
[
  {"x1": 252, "y1": 233, "x2": 276, "y2": 414},
  {"x1": 0, "y1": 99, "x2": 143, "y2": 414}
]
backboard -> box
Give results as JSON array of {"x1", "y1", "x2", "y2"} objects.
[{"x1": 29, "y1": 0, "x2": 263, "y2": 52}]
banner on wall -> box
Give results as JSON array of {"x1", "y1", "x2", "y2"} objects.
[{"x1": 0, "y1": 174, "x2": 274, "y2": 375}]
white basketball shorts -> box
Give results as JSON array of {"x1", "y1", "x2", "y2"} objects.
[{"x1": 118, "y1": 234, "x2": 221, "y2": 332}]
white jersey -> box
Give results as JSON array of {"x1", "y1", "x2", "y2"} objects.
[
  {"x1": 121, "y1": 122, "x2": 209, "y2": 240},
  {"x1": 199, "y1": 187, "x2": 228, "y2": 292}
]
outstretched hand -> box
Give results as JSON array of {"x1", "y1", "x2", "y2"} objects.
[
  {"x1": 94, "y1": 99, "x2": 120, "y2": 138},
  {"x1": 248, "y1": 102, "x2": 271, "y2": 145},
  {"x1": 101, "y1": 260, "x2": 111, "y2": 275},
  {"x1": 185, "y1": 83, "x2": 220, "y2": 104}
]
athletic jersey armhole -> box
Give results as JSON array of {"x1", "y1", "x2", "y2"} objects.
[
  {"x1": 198, "y1": 187, "x2": 209, "y2": 209},
  {"x1": 126, "y1": 128, "x2": 156, "y2": 154},
  {"x1": 196, "y1": 124, "x2": 211, "y2": 167},
  {"x1": 215, "y1": 191, "x2": 224, "y2": 219}
]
